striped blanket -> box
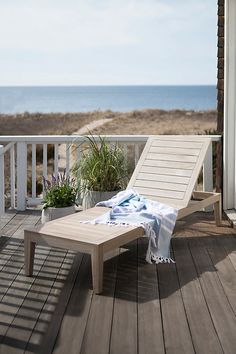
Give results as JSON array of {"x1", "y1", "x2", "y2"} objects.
[{"x1": 86, "y1": 189, "x2": 178, "y2": 264}]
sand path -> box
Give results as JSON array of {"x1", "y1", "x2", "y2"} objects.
[
  {"x1": 72, "y1": 118, "x2": 113, "y2": 135},
  {"x1": 58, "y1": 118, "x2": 113, "y2": 170}
]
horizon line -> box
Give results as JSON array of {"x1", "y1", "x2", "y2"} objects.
[{"x1": 0, "y1": 84, "x2": 217, "y2": 88}]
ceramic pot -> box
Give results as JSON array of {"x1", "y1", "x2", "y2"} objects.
[
  {"x1": 82, "y1": 190, "x2": 118, "y2": 209},
  {"x1": 41, "y1": 205, "x2": 75, "y2": 223}
]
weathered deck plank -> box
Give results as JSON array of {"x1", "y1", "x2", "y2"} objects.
[
  {"x1": 24, "y1": 250, "x2": 80, "y2": 354},
  {"x1": 158, "y1": 255, "x2": 195, "y2": 354},
  {"x1": 27, "y1": 251, "x2": 82, "y2": 354},
  {"x1": 0, "y1": 246, "x2": 50, "y2": 347},
  {"x1": 189, "y1": 237, "x2": 236, "y2": 354},
  {"x1": 173, "y1": 238, "x2": 223, "y2": 354},
  {"x1": 0, "y1": 212, "x2": 42, "y2": 345},
  {"x1": 52, "y1": 254, "x2": 93, "y2": 354},
  {"x1": 79, "y1": 253, "x2": 118, "y2": 354},
  {"x1": 221, "y1": 236, "x2": 236, "y2": 271},
  {"x1": 206, "y1": 237, "x2": 236, "y2": 315},
  {"x1": 0, "y1": 248, "x2": 67, "y2": 354},
  {"x1": 110, "y1": 241, "x2": 138, "y2": 354},
  {"x1": 0, "y1": 210, "x2": 235, "y2": 354},
  {"x1": 137, "y1": 237, "x2": 165, "y2": 354}
]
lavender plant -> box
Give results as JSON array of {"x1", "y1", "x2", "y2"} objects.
[{"x1": 42, "y1": 171, "x2": 78, "y2": 209}]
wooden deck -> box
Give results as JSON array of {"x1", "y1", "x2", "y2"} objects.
[{"x1": 0, "y1": 210, "x2": 236, "y2": 354}]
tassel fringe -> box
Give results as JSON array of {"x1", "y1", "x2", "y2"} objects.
[{"x1": 80, "y1": 220, "x2": 175, "y2": 264}]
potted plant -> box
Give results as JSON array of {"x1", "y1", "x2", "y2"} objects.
[
  {"x1": 73, "y1": 135, "x2": 128, "y2": 209},
  {"x1": 41, "y1": 171, "x2": 78, "y2": 223}
]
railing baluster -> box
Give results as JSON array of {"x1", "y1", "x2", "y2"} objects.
[
  {"x1": 54, "y1": 144, "x2": 59, "y2": 175},
  {"x1": 134, "y1": 144, "x2": 140, "y2": 166},
  {"x1": 16, "y1": 142, "x2": 27, "y2": 211},
  {"x1": 10, "y1": 145, "x2": 15, "y2": 209},
  {"x1": 76, "y1": 144, "x2": 81, "y2": 163},
  {"x1": 66, "y1": 143, "x2": 70, "y2": 175},
  {"x1": 42, "y1": 144, "x2": 47, "y2": 197},
  {"x1": 75, "y1": 143, "x2": 82, "y2": 204},
  {"x1": 0, "y1": 145, "x2": 5, "y2": 214},
  {"x1": 76, "y1": 143, "x2": 81, "y2": 181},
  {"x1": 123, "y1": 143, "x2": 128, "y2": 161},
  {"x1": 31, "y1": 144, "x2": 37, "y2": 199},
  {"x1": 43, "y1": 144, "x2": 47, "y2": 178}
]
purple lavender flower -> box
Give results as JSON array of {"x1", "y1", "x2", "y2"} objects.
[{"x1": 52, "y1": 174, "x2": 57, "y2": 185}]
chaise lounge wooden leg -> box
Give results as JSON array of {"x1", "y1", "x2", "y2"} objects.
[
  {"x1": 24, "y1": 231, "x2": 36, "y2": 276},
  {"x1": 214, "y1": 198, "x2": 222, "y2": 226},
  {"x1": 91, "y1": 245, "x2": 104, "y2": 294}
]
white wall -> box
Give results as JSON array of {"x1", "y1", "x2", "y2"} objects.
[{"x1": 224, "y1": 0, "x2": 236, "y2": 210}]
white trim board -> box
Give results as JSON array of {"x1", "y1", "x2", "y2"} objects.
[{"x1": 224, "y1": 0, "x2": 236, "y2": 210}]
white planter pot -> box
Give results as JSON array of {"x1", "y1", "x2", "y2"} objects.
[
  {"x1": 82, "y1": 190, "x2": 118, "y2": 209},
  {"x1": 41, "y1": 205, "x2": 75, "y2": 224}
]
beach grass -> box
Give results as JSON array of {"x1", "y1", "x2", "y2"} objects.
[{"x1": 0, "y1": 109, "x2": 216, "y2": 136}]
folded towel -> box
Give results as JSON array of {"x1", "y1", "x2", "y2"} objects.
[{"x1": 84, "y1": 189, "x2": 178, "y2": 264}]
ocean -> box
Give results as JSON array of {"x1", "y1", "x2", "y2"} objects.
[{"x1": 0, "y1": 85, "x2": 216, "y2": 114}]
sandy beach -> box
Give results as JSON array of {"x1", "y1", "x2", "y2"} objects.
[{"x1": 0, "y1": 109, "x2": 217, "y2": 136}]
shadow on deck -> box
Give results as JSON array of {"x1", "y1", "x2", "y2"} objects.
[{"x1": 0, "y1": 210, "x2": 236, "y2": 354}]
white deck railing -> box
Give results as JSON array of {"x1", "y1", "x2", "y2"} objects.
[{"x1": 0, "y1": 135, "x2": 221, "y2": 212}]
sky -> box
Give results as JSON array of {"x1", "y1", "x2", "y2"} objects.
[{"x1": 0, "y1": 0, "x2": 217, "y2": 86}]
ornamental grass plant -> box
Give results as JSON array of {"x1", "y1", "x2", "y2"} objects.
[{"x1": 73, "y1": 135, "x2": 128, "y2": 193}]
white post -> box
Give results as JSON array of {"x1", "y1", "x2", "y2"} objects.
[
  {"x1": 17, "y1": 142, "x2": 27, "y2": 211},
  {"x1": 203, "y1": 143, "x2": 213, "y2": 211},
  {"x1": 0, "y1": 145, "x2": 5, "y2": 214},
  {"x1": 224, "y1": 0, "x2": 236, "y2": 211},
  {"x1": 203, "y1": 143, "x2": 213, "y2": 192}
]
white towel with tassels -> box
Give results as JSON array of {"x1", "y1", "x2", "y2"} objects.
[{"x1": 83, "y1": 189, "x2": 178, "y2": 264}]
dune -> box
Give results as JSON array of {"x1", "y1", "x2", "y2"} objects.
[{"x1": 0, "y1": 109, "x2": 217, "y2": 136}]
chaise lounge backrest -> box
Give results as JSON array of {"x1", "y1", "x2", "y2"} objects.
[{"x1": 127, "y1": 136, "x2": 211, "y2": 209}]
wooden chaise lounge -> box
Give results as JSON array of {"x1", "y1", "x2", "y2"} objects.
[{"x1": 24, "y1": 136, "x2": 221, "y2": 293}]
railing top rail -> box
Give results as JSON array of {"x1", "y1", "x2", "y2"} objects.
[{"x1": 0, "y1": 135, "x2": 222, "y2": 143}]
